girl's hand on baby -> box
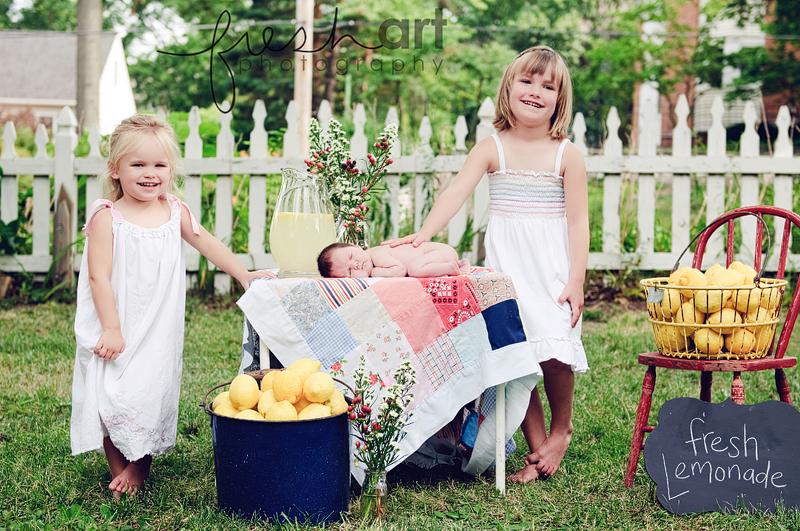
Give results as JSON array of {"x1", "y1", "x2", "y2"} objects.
[
  {"x1": 381, "y1": 232, "x2": 426, "y2": 248},
  {"x1": 94, "y1": 330, "x2": 125, "y2": 361},
  {"x1": 558, "y1": 284, "x2": 584, "y2": 328}
]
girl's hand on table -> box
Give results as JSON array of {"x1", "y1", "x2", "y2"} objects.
[{"x1": 240, "y1": 270, "x2": 278, "y2": 290}]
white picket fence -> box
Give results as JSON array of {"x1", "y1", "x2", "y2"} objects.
[{"x1": 1, "y1": 94, "x2": 798, "y2": 293}]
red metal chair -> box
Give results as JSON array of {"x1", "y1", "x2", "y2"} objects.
[{"x1": 624, "y1": 205, "x2": 800, "y2": 488}]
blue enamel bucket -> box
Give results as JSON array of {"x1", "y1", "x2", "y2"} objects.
[{"x1": 202, "y1": 381, "x2": 351, "y2": 524}]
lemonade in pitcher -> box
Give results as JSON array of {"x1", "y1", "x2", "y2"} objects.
[
  {"x1": 269, "y1": 212, "x2": 336, "y2": 276},
  {"x1": 269, "y1": 167, "x2": 337, "y2": 278}
]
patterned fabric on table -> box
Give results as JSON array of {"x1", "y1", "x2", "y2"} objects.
[{"x1": 237, "y1": 269, "x2": 542, "y2": 480}]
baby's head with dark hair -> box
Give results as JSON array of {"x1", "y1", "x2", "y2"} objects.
[{"x1": 317, "y1": 242, "x2": 356, "y2": 277}]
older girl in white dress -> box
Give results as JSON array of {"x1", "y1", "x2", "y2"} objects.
[{"x1": 384, "y1": 46, "x2": 589, "y2": 483}]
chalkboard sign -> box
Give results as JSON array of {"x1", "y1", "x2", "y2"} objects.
[{"x1": 644, "y1": 397, "x2": 800, "y2": 515}]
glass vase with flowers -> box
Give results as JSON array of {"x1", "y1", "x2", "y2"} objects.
[
  {"x1": 305, "y1": 119, "x2": 397, "y2": 247},
  {"x1": 343, "y1": 357, "x2": 415, "y2": 521}
]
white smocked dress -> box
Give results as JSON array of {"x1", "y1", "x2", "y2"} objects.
[
  {"x1": 485, "y1": 134, "x2": 589, "y2": 373},
  {"x1": 71, "y1": 195, "x2": 200, "y2": 461}
]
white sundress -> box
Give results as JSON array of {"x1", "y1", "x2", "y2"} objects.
[
  {"x1": 71, "y1": 194, "x2": 200, "y2": 462},
  {"x1": 485, "y1": 134, "x2": 589, "y2": 373}
]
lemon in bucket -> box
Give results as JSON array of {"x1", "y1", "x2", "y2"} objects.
[
  {"x1": 272, "y1": 370, "x2": 304, "y2": 404},
  {"x1": 229, "y1": 374, "x2": 260, "y2": 410},
  {"x1": 304, "y1": 372, "x2": 335, "y2": 403}
]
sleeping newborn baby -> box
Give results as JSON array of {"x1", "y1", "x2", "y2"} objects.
[{"x1": 317, "y1": 242, "x2": 471, "y2": 278}]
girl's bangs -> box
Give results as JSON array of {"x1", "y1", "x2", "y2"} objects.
[{"x1": 514, "y1": 51, "x2": 564, "y2": 88}]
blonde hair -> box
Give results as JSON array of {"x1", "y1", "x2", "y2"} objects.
[
  {"x1": 493, "y1": 46, "x2": 573, "y2": 139},
  {"x1": 98, "y1": 114, "x2": 184, "y2": 201}
]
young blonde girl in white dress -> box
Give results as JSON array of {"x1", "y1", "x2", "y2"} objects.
[
  {"x1": 71, "y1": 114, "x2": 275, "y2": 497},
  {"x1": 384, "y1": 46, "x2": 590, "y2": 483}
]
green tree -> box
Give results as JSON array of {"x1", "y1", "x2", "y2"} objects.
[
  {"x1": 127, "y1": 0, "x2": 303, "y2": 143},
  {"x1": 4, "y1": 0, "x2": 76, "y2": 30},
  {"x1": 727, "y1": 0, "x2": 800, "y2": 115},
  {"x1": 689, "y1": 0, "x2": 799, "y2": 133},
  {"x1": 572, "y1": 1, "x2": 691, "y2": 147}
]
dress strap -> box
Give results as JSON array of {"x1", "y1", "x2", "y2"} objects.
[
  {"x1": 84, "y1": 199, "x2": 124, "y2": 236},
  {"x1": 491, "y1": 133, "x2": 506, "y2": 172},
  {"x1": 554, "y1": 139, "x2": 569, "y2": 175},
  {"x1": 164, "y1": 193, "x2": 201, "y2": 235}
]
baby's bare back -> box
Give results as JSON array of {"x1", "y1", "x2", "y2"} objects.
[
  {"x1": 385, "y1": 241, "x2": 458, "y2": 265},
  {"x1": 366, "y1": 242, "x2": 464, "y2": 277}
]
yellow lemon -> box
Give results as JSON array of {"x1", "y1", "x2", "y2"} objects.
[
  {"x1": 324, "y1": 388, "x2": 348, "y2": 415},
  {"x1": 694, "y1": 328, "x2": 724, "y2": 355},
  {"x1": 257, "y1": 389, "x2": 278, "y2": 415},
  {"x1": 693, "y1": 289, "x2": 729, "y2": 313},
  {"x1": 706, "y1": 308, "x2": 743, "y2": 335},
  {"x1": 304, "y1": 372, "x2": 335, "y2": 403},
  {"x1": 235, "y1": 409, "x2": 266, "y2": 421},
  {"x1": 264, "y1": 400, "x2": 298, "y2": 421},
  {"x1": 229, "y1": 374, "x2": 260, "y2": 410},
  {"x1": 676, "y1": 268, "x2": 708, "y2": 299},
  {"x1": 754, "y1": 327, "x2": 776, "y2": 353},
  {"x1": 674, "y1": 302, "x2": 705, "y2": 334},
  {"x1": 659, "y1": 289, "x2": 683, "y2": 320},
  {"x1": 214, "y1": 401, "x2": 240, "y2": 418},
  {"x1": 658, "y1": 325, "x2": 689, "y2": 352},
  {"x1": 725, "y1": 269, "x2": 747, "y2": 285},
  {"x1": 760, "y1": 287, "x2": 781, "y2": 310},
  {"x1": 704, "y1": 263, "x2": 726, "y2": 285},
  {"x1": 731, "y1": 287, "x2": 762, "y2": 314},
  {"x1": 706, "y1": 264, "x2": 745, "y2": 287},
  {"x1": 743, "y1": 307, "x2": 769, "y2": 331},
  {"x1": 325, "y1": 388, "x2": 346, "y2": 404},
  {"x1": 294, "y1": 395, "x2": 313, "y2": 414},
  {"x1": 326, "y1": 396, "x2": 349, "y2": 416},
  {"x1": 668, "y1": 267, "x2": 694, "y2": 286},
  {"x1": 728, "y1": 261, "x2": 757, "y2": 285},
  {"x1": 261, "y1": 370, "x2": 278, "y2": 391},
  {"x1": 286, "y1": 358, "x2": 322, "y2": 385},
  {"x1": 648, "y1": 302, "x2": 669, "y2": 321},
  {"x1": 272, "y1": 370, "x2": 304, "y2": 404},
  {"x1": 744, "y1": 308, "x2": 774, "y2": 351},
  {"x1": 724, "y1": 329, "x2": 756, "y2": 355},
  {"x1": 212, "y1": 391, "x2": 231, "y2": 411},
  {"x1": 298, "y1": 403, "x2": 331, "y2": 420}
]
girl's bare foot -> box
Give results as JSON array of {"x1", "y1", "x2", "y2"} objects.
[
  {"x1": 109, "y1": 456, "x2": 152, "y2": 497},
  {"x1": 526, "y1": 430, "x2": 572, "y2": 477},
  {"x1": 508, "y1": 461, "x2": 540, "y2": 483}
]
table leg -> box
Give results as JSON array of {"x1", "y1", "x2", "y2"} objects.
[{"x1": 495, "y1": 382, "x2": 506, "y2": 495}]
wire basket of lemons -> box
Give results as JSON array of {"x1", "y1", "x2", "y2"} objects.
[
  {"x1": 642, "y1": 267, "x2": 786, "y2": 360},
  {"x1": 642, "y1": 211, "x2": 788, "y2": 360}
]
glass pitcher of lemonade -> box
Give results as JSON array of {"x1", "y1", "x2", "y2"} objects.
[{"x1": 269, "y1": 168, "x2": 336, "y2": 278}]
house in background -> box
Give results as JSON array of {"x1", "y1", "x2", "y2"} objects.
[
  {"x1": 634, "y1": 1, "x2": 786, "y2": 150},
  {"x1": 0, "y1": 30, "x2": 136, "y2": 135}
]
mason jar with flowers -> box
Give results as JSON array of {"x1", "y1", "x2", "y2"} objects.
[
  {"x1": 305, "y1": 119, "x2": 398, "y2": 247},
  {"x1": 341, "y1": 357, "x2": 415, "y2": 521}
]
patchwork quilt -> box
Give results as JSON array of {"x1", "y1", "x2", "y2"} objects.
[{"x1": 237, "y1": 269, "x2": 542, "y2": 479}]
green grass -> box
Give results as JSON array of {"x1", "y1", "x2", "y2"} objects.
[{"x1": 2, "y1": 298, "x2": 800, "y2": 530}]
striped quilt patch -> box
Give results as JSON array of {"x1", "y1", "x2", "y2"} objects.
[{"x1": 314, "y1": 277, "x2": 369, "y2": 308}]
